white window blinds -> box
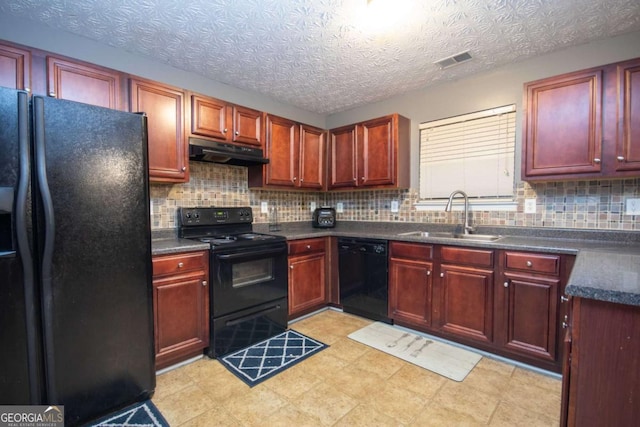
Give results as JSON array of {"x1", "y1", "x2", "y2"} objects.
[{"x1": 419, "y1": 105, "x2": 516, "y2": 199}]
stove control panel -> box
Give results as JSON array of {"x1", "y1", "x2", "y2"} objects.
[{"x1": 179, "y1": 207, "x2": 253, "y2": 226}]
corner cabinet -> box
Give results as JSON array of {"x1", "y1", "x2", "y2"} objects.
[
  {"x1": 287, "y1": 238, "x2": 328, "y2": 319},
  {"x1": 130, "y1": 78, "x2": 188, "y2": 183},
  {"x1": 248, "y1": 115, "x2": 326, "y2": 190},
  {"x1": 328, "y1": 114, "x2": 410, "y2": 190},
  {"x1": 523, "y1": 56, "x2": 640, "y2": 180},
  {"x1": 152, "y1": 251, "x2": 209, "y2": 370}
]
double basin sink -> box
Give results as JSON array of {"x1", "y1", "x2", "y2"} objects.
[{"x1": 398, "y1": 230, "x2": 503, "y2": 242}]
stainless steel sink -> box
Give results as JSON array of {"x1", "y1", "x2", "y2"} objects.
[{"x1": 398, "y1": 231, "x2": 503, "y2": 242}]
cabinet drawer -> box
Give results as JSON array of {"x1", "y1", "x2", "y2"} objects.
[
  {"x1": 390, "y1": 241, "x2": 433, "y2": 260},
  {"x1": 504, "y1": 252, "x2": 560, "y2": 275},
  {"x1": 441, "y1": 246, "x2": 493, "y2": 267},
  {"x1": 288, "y1": 238, "x2": 326, "y2": 255},
  {"x1": 153, "y1": 251, "x2": 208, "y2": 276}
]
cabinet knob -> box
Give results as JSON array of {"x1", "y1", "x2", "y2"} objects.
[
  {"x1": 306, "y1": 245, "x2": 311, "y2": 249},
  {"x1": 426, "y1": 270, "x2": 431, "y2": 276},
  {"x1": 594, "y1": 158, "x2": 601, "y2": 164},
  {"x1": 181, "y1": 166, "x2": 186, "y2": 171},
  {"x1": 300, "y1": 178, "x2": 304, "y2": 182},
  {"x1": 526, "y1": 260, "x2": 533, "y2": 267},
  {"x1": 178, "y1": 262, "x2": 184, "y2": 268},
  {"x1": 504, "y1": 281, "x2": 509, "y2": 288},
  {"x1": 202, "y1": 280, "x2": 207, "y2": 287},
  {"x1": 25, "y1": 87, "x2": 31, "y2": 92},
  {"x1": 48, "y1": 92, "x2": 56, "y2": 97},
  {"x1": 223, "y1": 128, "x2": 228, "y2": 133},
  {"x1": 352, "y1": 178, "x2": 357, "y2": 182},
  {"x1": 235, "y1": 131, "x2": 239, "y2": 135},
  {"x1": 617, "y1": 156, "x2": 625, "y2": 162},
  {"x1": 361, "y1": 176, "x2": 365, "y2": 181},
  {"x1": 290, "y1": 265, "x2": 294, "y2": 270},
  {"x1": 440, "y1": 273, "x2": 444, "y2": 278},
  {"x1": 561, "y1": 296, "x2": 569, "y2": 303},
  {"x1": 562, "y1": 321, "x2": 569, "y2": 329},
  {"x1": 293, "y1": 177, "x2": 297, "y2": 181}
]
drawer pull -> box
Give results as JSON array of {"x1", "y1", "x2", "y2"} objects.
[
  {"x1": 526, "y1": 260, "x2": 533, "y2": 267},
  {"x1": 178, "y1": 262, "x2": 184, "y2": 268},
  {"x1": 306, "y1": 245, "x2": 311, "y2": 249}
]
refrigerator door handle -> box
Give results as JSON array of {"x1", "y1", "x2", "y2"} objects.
[
  {"x1": 16, "y1": 91, "x2": 42, "y2": 404},
  {"x1": 33, "y1": 96, "x2": 58, "y2": 402}
]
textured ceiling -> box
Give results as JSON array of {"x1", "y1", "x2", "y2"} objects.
[{"x1": 2, "y1": 0, "x2": 640, "y2": 114}]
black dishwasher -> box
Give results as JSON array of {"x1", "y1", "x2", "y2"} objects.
[{"x1": 338, "y1": 237, "x2": 391, "y2": 324}]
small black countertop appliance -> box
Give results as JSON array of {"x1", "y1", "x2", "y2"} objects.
[{"x1": 312, "y1": 207, "x2": 336, "y2": 228}]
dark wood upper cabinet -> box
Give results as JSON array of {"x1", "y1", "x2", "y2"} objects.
[
  {"x1": 232, "y1": 105, "x2": 262, "y2": 146},
  {"x1": 130, "y1": 78, "x2": 187, "y2": 183},
  {"x1": 523, "y1": 69, "x2": 603, "y2": 178},
  {"x1": 0, "y1": 42, "x2": 31, "y2": 91},
  {"x1": 523, "y1": 56, "x2": 640, "y2": 181},
  {"x1": 248, "y1": 115, "x2": 326, "y2": 190},
  {"x1": 616, "y1": 57, "x2": 640, "y2": 172},
  {"x1": 329, "y1": 114, "x2": 410, "y2": 190},
  {"x1": 190, "y1": 94, "x2": 229, "y2": 140},
  {"x1": 47, "y1": 56, "x2": 125, "y2": 110}
]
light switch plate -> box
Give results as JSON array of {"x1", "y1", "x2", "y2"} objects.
[
  {"x1": 336, "y1": 202, "x2": 344, "y2": 213},
  {"x1": 626, "y1": 198, "x2": 640, "y2": 215},
  {"x1": 524, "y1": 198, "x2": 536, "y2": 214},
  {"x1": 391, "y1": 200, "x2": 399, "y2": 213},
  {"x1": 310, "y1": 201, "x2": 316, "y2": 212},
  {"x1": 260, "y1": 201, "x2": 268, "y2": 214}
]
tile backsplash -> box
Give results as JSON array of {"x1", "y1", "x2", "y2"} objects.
[{"x1": 150, "y1": 162, "x2": 639, "y2": 231}]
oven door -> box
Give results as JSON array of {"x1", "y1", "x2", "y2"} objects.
[{"x1": 211, "y1": 241, "x2": 288, "y2": 317}]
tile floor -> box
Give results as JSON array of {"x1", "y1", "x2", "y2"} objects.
[{"x1": 153, "y1": 310, "x2": 562, "y2": 426}]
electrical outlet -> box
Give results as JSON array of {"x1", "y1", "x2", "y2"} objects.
[
  {"x1": 310, "y1": 201, "x2": 316, "y2": 212},
  {"x1": 260, "y1": 201, "x2": 268, "y2": 214},
  {"x1": 391, "y1": 200, "x2": 399, "y2": 213},
  {"x1": 336, "y1": 202, "x2": 344, "y2": 213},
  {"x1": 524, "y1": 198, "x2": 537, "y2": 214},
  {"x1": 626, "y1": 198, "x2": 640, "y2": 215}
]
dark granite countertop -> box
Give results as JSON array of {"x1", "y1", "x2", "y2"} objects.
[{"x1": 152, "y1": 221, "x2": 640, "y2": 307}]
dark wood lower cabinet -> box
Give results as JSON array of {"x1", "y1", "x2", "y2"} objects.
[
  {"x1": 288, "y1": 238, "x2": 328, "y2": 319},
  {"x1": 563, "y1": 297, "x2": 640, "y2": 426},
  {"x1": 152, "y1": 251, "x2": 209, "y2": 370}
]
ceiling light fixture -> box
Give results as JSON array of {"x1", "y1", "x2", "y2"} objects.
[{"x1": 434, "y1": 51, "x2": 473, "y2": 69}]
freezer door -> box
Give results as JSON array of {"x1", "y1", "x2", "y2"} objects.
[
  {"x1": 0, "y1": 87, "x2": 42, "y2": 404},
  {"x1": 32, "y1": 96, "x2": 154, "y2": 425}
]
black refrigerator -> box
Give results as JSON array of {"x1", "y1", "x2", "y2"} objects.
[{"x1": 0, "y1": 87, "x2": 155, "y2": 425}]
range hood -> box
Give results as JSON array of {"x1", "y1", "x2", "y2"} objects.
[{"x1": 188, "y1": 137, "x2": 269, "y2": 166}]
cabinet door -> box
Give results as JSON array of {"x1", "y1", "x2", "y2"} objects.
[
  {"x1": 190, "y1": 94, "x2": 229, "y2": 140},
  {"x1": 500, "y1": 273, "x2": 559, "y2": 361},
  {"x1": 359, "y1": 115, "x2": 395, "y2": 186},
  {"x1": 329, "y1": 124, "x2": 358, "y2": 188},
  {"x1": 523, "y1": 69, "x2": 603, "y2": 178},
  {"x1": 616, "y1": 58, "x2": 640, "y2": 172},
  {"x1": 0, "y1": 43, "x2": 30, "y2": 91},
  {"x1": 264, "y1": 115, "x2": 298, "y2": 187},
  {"x1": 439, "y1": 264, "x2": 493, "y2": 343},
  {"x1": 299, "y1": 124, "x2": 326, "y2": 189},
  {"x1": 130, "y1": 78, "x2": 187, "y2": 182},
  {"x1": 288, "y1": 252, "x2": 326, "y2": 317},
  {"x1": 47, "y1": 56, "x2": 123, "y2": 110},
  {"x1": 232, "y1": 105, "x2": 262, "y2": 146},
  {"x1": 389, "y1": 257, "x2": 433, "y2": 327},
  {"x1": 153, "y1": 272, "x2": 209, "y2": 369}
]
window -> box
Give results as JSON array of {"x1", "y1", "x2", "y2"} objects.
[{"x1": 419, "y1": 105, "x2": 516, "y2": 200}]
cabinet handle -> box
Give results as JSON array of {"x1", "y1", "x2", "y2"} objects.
[
  {"x1": 181, "y1": 166, "x2": 186, "y2": 171},
  {"x1": 293, "y1": 177, "x2": 297, "y2": 181},
  {"x1": 426, "y1": 271, "x2": 431, "y2": 276},
  {"x1": 594, "y1": 158, "x2": 601, "y2": 164},
  {"x1": 526, "y1": 260, "x2": 533, "y2": 267},
  {"x1": 178, "y1": 262, "x2": 184, "y2": 268},
  {"x1": 617, "y1": 156, "x2": 625, "y2": 162},
  {"x1": 504, "y1": 281, "x2": 509, "y2": 288},
  {"x1": 561, "y1": 296, "x2": 569, "y2": 303},
  {"x1": 361, "y1": 176, "x2": 365, "y2": 181},
  {"x1": 562, "y1": 321, "x2": 569, "y2": 329},
  {"x1": 440, "y1": 273, "x2": 444, "y2": 278},
  {"x1": 306, "y1": 245, "x2": 311, "y2": 249},
  {"x1": 25, "y1": 87, "x2": 31, "y2": 92},
  {"x1": 223, "y1": 128, "x2": 228, "y2": 133},
  {"x1": 235, "y1": 131, "x2": 239, "y2": 135},
  {"x1": 202, "y1": 280, "x2": 207, "y2": 287},
  {"x1": 290, "y1": 265, "x2": 294, "y2": 269},
  {"x1": 352, "y1": 178, "x2": 357, "y2": 182},
  {"x1": 300, "y1": 178, "x2": 304, "y2": 182},
  {"x1": 48, "y1": 92, "x2": 56, "y2": 97}
]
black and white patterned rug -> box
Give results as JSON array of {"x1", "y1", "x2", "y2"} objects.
[
  {"x1": 85, "y1": 400, "x2": 169, "y2": 427},
  {"x1": 219, "y1": 330, "x2": 328, "y2": 387}
]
